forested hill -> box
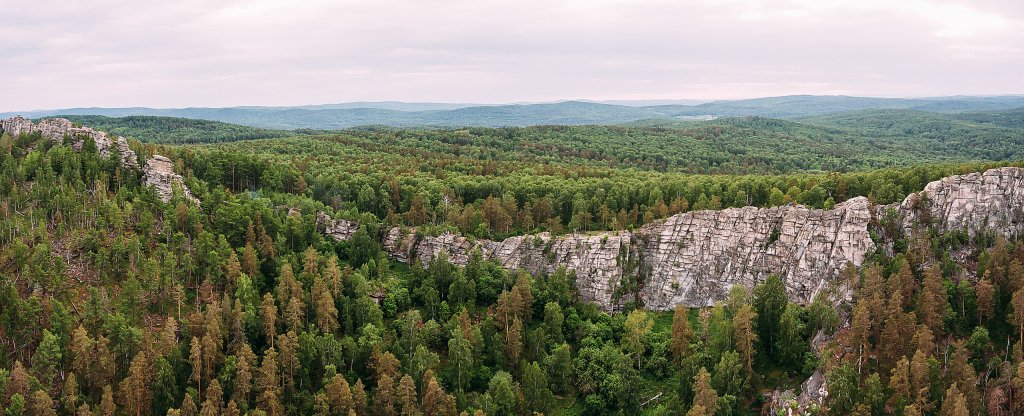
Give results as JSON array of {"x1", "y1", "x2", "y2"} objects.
[
  {"x1": 5, "y1": 95, "x2": 1024, "y2": 129},
  {"x1": 4, "y1": 114, "x2": 1024, "y2": 416},
  {"x1": 42, "y1": 109, "x2": 1024, "y2": 174},
  {"x1": 49, "y1": 115, "x2": 294, "y2": 144}
]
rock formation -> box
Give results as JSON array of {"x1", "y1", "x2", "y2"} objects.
[
  {"x1": 2, "y1": 116, "x2": 197, "y2": 205},
  {"x1": 897, "y1": 166, "x2": 1024, "y2": 238},
  {"x1": 144, "y1": 155, "x2": 200, "y2": 205},
  {"x1": 2, "y1": 116, "x2": 138, "y2": 168},
  {"x1": 317, "y1": 212, "x2": 359, "y2": 241},
  {"x1": 366, "y1": 197, "x2": 873, "y2": 310},
  {"x1": 322, "y1": 167, "x2": 1024, "y2": 311}
]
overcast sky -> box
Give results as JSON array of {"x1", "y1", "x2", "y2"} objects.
[{"x1": 2, "y1": 0, "x2": 1023, "y2": 110}]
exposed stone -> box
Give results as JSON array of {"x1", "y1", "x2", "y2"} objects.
[
  {"x1": 144, "y1": 155, "x2": 200, "y2": 206},
  {"x1": 320, "y1": 167, "x2": 1024, "y2": 311},
  {"x1": 896, "y1": 166, "x2": 1024, "y2": 238},
  {"x1": 1, "y1": 116, "x2": 138, "y2": 169},
  {"x1": 2, "y1": 116, "x2": 201, "y2": 206},
  {"x1": 316, "y1": 212, "x2": 359, "y2": 241}
]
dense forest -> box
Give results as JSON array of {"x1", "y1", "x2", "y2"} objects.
[
  {"x1": 2, "y1": 111, "x2": 1024, "y2": 416},
  {"x1": 49, "y1": 116, "x2": 294, "y2": 145}
]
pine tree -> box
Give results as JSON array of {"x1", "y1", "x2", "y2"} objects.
[
  {"x1": 61, "y1": 372, "x2": 79, "y2": 414},
  {"x1": 369, "y1": 349, "x2": 401, "y2": 387},
  {"x1": 396, "y1": 375, "x2": 417, "y2": 416},
  {"x1": 69, "y1": 326, "x2": 93, "y2": 390},
  {"x1": 753, "y1": 274, "x2": 786, "y2": 359},
  {"x1": 505, "y1": 317, "x2": 523, "y2": 366},
  {"x1": 325, "y1": 374, "x2": 353, "y2": 416},
  {"x1": 119, "y1": 351, "x2": 152, "y2": 416},
  {"x1": 976, "y1": 274, "x2": 994, "y2": 324},
  {"x1": 420, "y1": 370, "x2": 455, "y2": 416},
  {"x1": 671, "y1": 305, "x2": 692, "y2": 364},
  {"x1": 30, "y1": 390, "x2": 56, "y2": 416},
  {"x1": 918, "y1": 265, "x2": 949, "y2": 337},
  {"x1": 261, "y1": 293, "x2": 277, "y2": 348},
  {"x1": 939, "y1": 383, "x2": 968, "y2": 416},
  {"x1": 99, "y1": 385, "x2": 115, "y2": 416},
  {"x1": 180, "y1": 393, "x2": 198, "y2": 416},
  {"x1": 190, "y1": 337, "x2": 203, "y2": 393},
  {"x1": 1012, "y1": 288, "x2": 1024, "y2": 347},
  {"x1": 690, "y1": 367, "x2": 718, "y2": 416},
  {"x1": 732, "y1": 304, "x2": 758, "y2": 376},
  {"x1": 352, "y1": 379, "x2": 368, "y2": 416},
  {"x1": 888, "y1": 357, "x2": 911, "y2": 411},
  {"x1": 314, "y1": 275, "x2": 340, "y2": 334},
  {"x1": 277, "y1": 331, "x2": 300, "y2": 393},
  {"x1": 241, "y1": 243, "x2": 260, "y2": 279},
  {"x1": 374, "y1": 374, "x2": 396, "y2": 416}
]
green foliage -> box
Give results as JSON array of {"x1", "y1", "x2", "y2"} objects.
[{"x1": 3, "y1": 114, "x2": 1024, "y2": 416}]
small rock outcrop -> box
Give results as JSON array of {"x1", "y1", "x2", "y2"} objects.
[
  {"x1": 2, "y1": 116, "x2": 197, "y2": 205},
  {"x1": 316, "y1": 212, "x2": 359, "y2": 241},
  {"x1": 144, "y1": 156, "x2": 200, "y2": 205}
]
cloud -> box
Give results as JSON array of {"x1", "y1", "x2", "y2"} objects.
[{"x1": 1, "y1": 0, "x2": 1022, "y2": 110}]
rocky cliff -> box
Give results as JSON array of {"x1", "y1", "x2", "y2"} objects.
[
  {"x1": 1, "y1": 116, "x2": 196, "y2": 205},
  {"x1": 897, "y1": 167, "x2": 1024, "y2": 237},
  {"x1": 2, "y1": 115, "x2": 139, "y2": 168},
  {"x1": 144, "y1": 155, "x2": 201, "y2": 205},
  {"x1": 319, "y1": 167, "x2": 1024, "y2": 311}
]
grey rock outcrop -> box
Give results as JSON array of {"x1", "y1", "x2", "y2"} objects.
[
  {"x1": 144, "y1": 155, "x2": 200, "y2": 205},
  {"x1": 1, "y1": 116, "x2": 138, "y2": 168},
  {"x1": 322, "y1": 167, "x2": 1024, "y2": 311},
  {"x1": 316, "y1": 212, "x2": 359, "y2": 241},
  {"x1": 3, "y1": 116, "x2": 198, "y2": 206},
  {"x1": 896, "y1": 166, "x2": 1024, "y2": 238}
]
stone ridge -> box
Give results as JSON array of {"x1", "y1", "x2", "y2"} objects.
[
  {"x1": 1, "y1": 116, "x2": 197, "y2": 205},
  {"x1": 318, "y1": 167, "x2": 1024, "y2": 311},
  {"x1": 2, "y1": 115, "x2": 139, "y2": 168},
  {"x1": 896, "y1": 167, "x2": 1024, "y2": 238},
  {"x1": 320, "y1": 198, "x2": 875, "y2": 310}
]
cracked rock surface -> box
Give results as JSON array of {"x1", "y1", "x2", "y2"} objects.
[
  {"x1": 144, "y1": 155, "x2": 200, "y2": 206},
  {"x1": 2, "y1": 116, "x2": 139, "y2": 168},
  {"x1": 2, "y1": 116, "x2": 198, "y2": 205},
  {"x1": 321, "y1": 167, "x2": 1024, "y2": 311}
]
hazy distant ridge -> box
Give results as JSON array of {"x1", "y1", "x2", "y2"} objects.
[{"x1": 4, "y1": 95, "x2": 1023, "y2": 130}]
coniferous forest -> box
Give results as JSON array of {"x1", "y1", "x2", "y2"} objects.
[{"x1": 3, "y1": 110, "x2": 1024, "y2": 416}]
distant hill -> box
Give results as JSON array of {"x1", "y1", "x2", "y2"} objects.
[
  {"x1": 48, "y1": 115, "x2": 294, "y2": 144},
  {"x1": 5, "y1": 95, "x2": 1024, "y2": 129}
]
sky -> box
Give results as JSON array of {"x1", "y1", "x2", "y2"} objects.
[{"x1": 2, "y1": 0, "x2": 1023, "y2": 111}]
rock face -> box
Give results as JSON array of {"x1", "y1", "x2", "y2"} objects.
[
  {"x1": 2, "y1": 116, "x2": 197, "y2": 205},
  {"x1": 1, "y1": 116, "x2": 138, "y2": 169},
  {"x1": 376, "y1": 197, "x2": 873, "y2": 310},
  {"x1": 144, "y1": 156, "x2": 200, "y2": 205},
  {"x1": 897, "y1": 167, "x2": 1024, "y2": 238},
  {"x1": 317, "y1": 212, "x2": 359, "y2": 241},
  {"x1": 322, "y1": 167, "x2": 1024, "y2": 311},
  {"x1": 635, "y1": 197, "x2": 873, "y2": 309}
]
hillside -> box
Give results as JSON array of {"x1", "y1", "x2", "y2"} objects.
[
  {"x1": 28, "y1": 111, "x2": 1024, "y2": 175},
  {"x1": 4, "y1": 116, "x2": 1024, "y2": 416},
  {"x1": 6, "y1": 95, "x2": 1024, "y2": 129},
  {"x1": 51, "y1": 115, "x2": 294, "y2": 144}
]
